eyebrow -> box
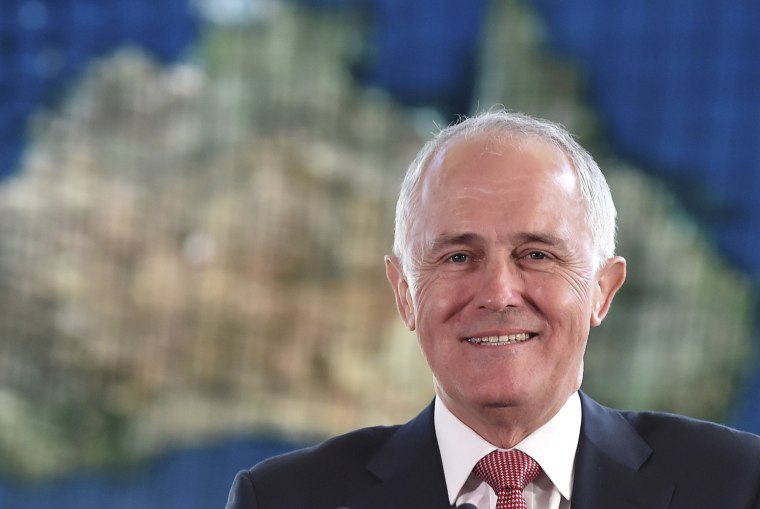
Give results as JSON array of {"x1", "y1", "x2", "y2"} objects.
[
  {"x1": 428, "y1": 231, "x2": 567, "y2": 253},
  {"x1": 428, "y1": 232, "x2": 483, "y2": 254},
  {"x1": 512, "y1": 231, "x2": 567, "y2": 247}
]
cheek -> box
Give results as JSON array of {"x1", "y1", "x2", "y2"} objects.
[
  {"x1": 412, "y1": 271, "x2": 471, "y2": 331},
  {"x1": 530, "y1": 271, "x2": 595, "y2": 323},
  {"x1": 558, "y1": 266, "x2": 594, "y2": 304}
]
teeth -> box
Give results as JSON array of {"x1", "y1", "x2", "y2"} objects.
[{"x1": 467, "y1": 333, "x2": 531, "y2": 345}]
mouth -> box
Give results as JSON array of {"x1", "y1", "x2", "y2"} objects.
[{"x1": 465, "y1": 332, "x2": 536, "y2": 345}]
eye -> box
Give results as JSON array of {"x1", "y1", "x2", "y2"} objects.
[
  {"x1": 526, "y1": 251, "x2": 549, "y2": 261},
  {"x1": 447, "y1": 252, "x2": 470, "y2": 263}
]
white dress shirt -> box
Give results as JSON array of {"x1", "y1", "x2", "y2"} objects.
[{"x1": 434, "y1": 392, "x2": 581, "y2": 509}]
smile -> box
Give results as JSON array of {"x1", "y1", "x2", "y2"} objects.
[{"x1": 466, "y1": 332, "x2": 533, "y2": 345}]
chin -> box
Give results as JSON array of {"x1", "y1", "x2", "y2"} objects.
[
  {"x1": 480, "y1": 399, "x2": 522, "y2": 410},
  {"x1": 466, "y1": 387, "x2": 528, "y2": 410}
]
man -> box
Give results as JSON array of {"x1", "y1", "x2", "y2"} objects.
[{"x1": 227, "y1": 110, "x2": 760, "y2": 508}]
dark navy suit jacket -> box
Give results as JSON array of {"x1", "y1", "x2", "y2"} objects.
[{"x1": 226, "y1": 393, "x2": 760, "y2": 508}]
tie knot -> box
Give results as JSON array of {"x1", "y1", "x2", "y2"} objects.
[{"x1": 474, "y1": 449, "x2": 541, "y2": 494}]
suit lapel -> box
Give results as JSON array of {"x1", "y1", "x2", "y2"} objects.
[
  {"x1": 572, "y1": 393, "x2": 674, "y2": 509},
  {"x1": 345, "y1": 402, "x2": 452, "y2": 509}
]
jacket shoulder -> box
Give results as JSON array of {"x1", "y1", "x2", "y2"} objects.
[
  {"x1": 252, "y1": 423, "x2": 400, "y2": 477},
  {"x1": 622, "y1": 409, "x2": 760, "y2": 456},
  {"x1": 232, "y1": 424, "x2": 401, "y2": 508},
  {"x1": 622, "y1": 409, "x2": 760, "y2": 491},
  {"x1": 578, "y1": 395, "x2": 760, "y2": 507}
]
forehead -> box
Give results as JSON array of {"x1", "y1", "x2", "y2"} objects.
[
  {"x1": 410, "y1": 133, "x2": 588, "y2": 248},
  {"x1": 421, "y1": 134, "x2": 578, "y2": 204}
]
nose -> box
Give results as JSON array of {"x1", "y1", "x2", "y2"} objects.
[{"x1": 477, "y1": 257, "x2": 524, "y2": 311}]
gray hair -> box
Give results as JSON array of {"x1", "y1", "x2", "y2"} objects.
[{"x1": 393, "y1": 109, "x2": 617, "y2": 276}]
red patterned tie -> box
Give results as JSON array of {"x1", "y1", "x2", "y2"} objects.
[{"x1": 474, "y1": 450, "x2": 541, "y2": 509}]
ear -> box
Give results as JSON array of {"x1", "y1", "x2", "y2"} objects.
[
  {"x1": 590, "y1": 256, "x2": 626, "y2": 327},
  {"x1": 385, "y1": 255, "x2": 416, "y2": 331}
]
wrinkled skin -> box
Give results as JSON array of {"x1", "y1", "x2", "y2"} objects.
[{"x1": 386, "y1": 135, "x2": 626, "y2": 447}]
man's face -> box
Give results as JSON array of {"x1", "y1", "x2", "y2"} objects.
[{"x1": 386, "y1": 135, "x2": 625, "y2": 437}]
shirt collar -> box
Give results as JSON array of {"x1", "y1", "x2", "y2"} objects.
[{"x1": 434, "y1": 392, "x2": 582, "y2": 505}]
